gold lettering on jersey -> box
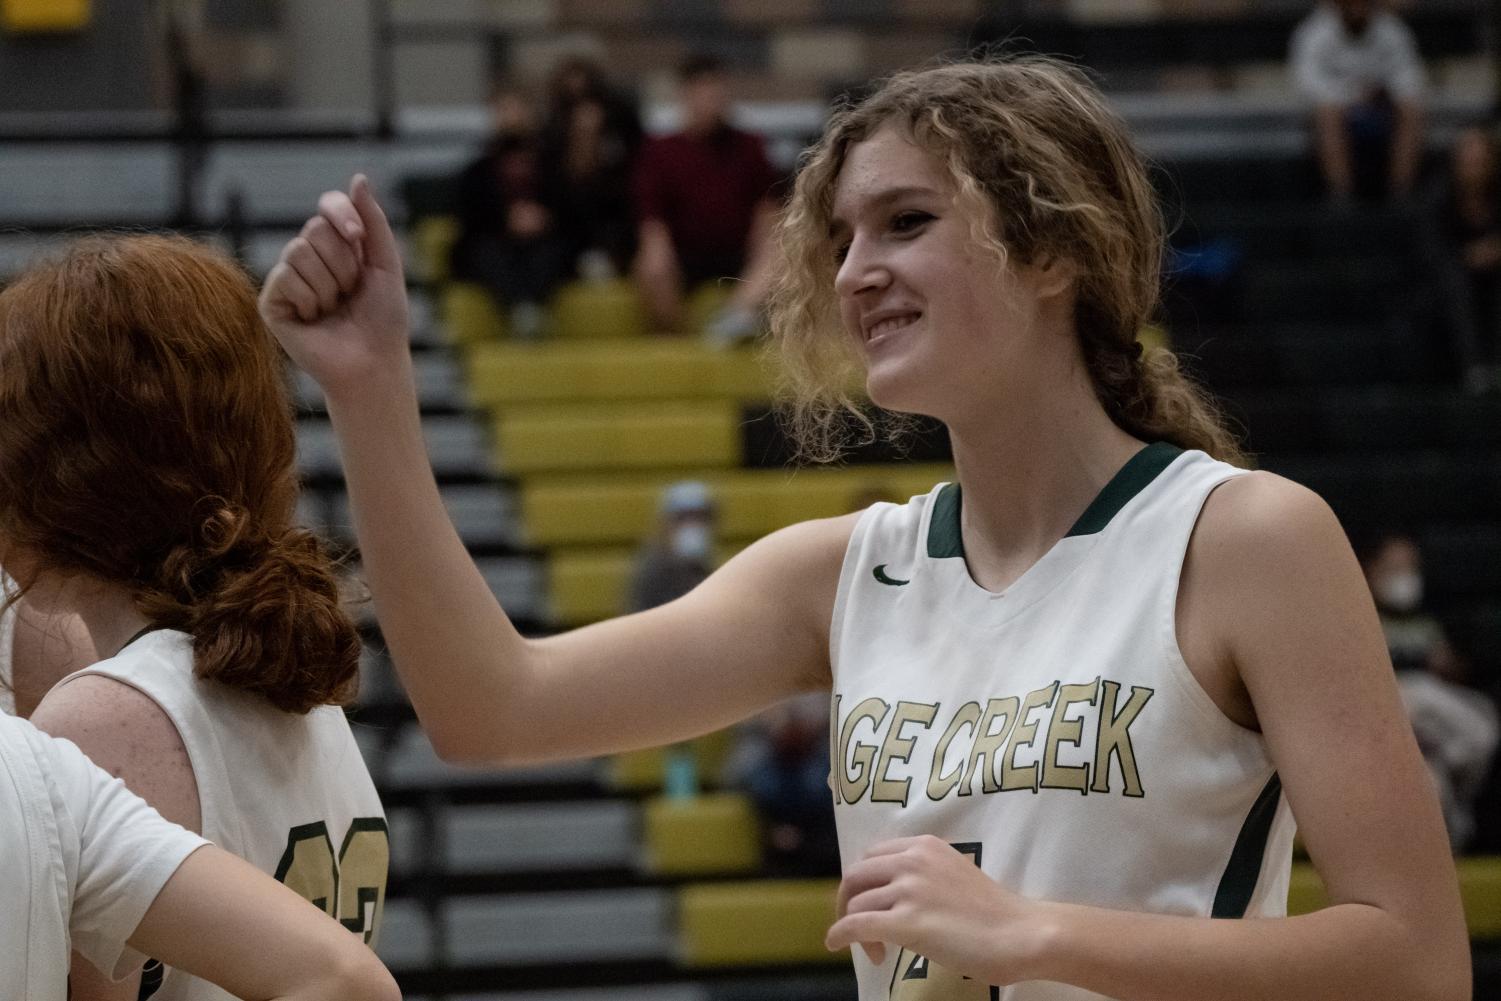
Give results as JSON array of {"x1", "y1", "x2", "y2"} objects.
[
  {"x1": 872, "y1": 701, "x2": 939, "y2": 805},
  {"x1": 1092, "y1": 680, "x2": 1154, "y2": 797},
  {"x1": 1000, "y1": 682, "x2": 1058, "y2": 793},
  {"x1": 1041, "y1": 678, "x2": 1101, "y2": 794},
  {"x1": 835, "y1": 679, "x2": 1156, "y2": 804},
  {"x1": 839, "y1": 697, "x2": 890, "y2": 804},
  {"x1": 960, "y1": 697, "x2": 1018, "y2": 795},
  {"x1": 927, "y1": 701, "x2": 981, "y2": 800}
]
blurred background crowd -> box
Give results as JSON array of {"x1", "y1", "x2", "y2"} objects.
[{"x1": 1, "y1": 0, "x2": 1499, "y2": 998}]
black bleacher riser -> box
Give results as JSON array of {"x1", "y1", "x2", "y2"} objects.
[
  {"x1": 1262, "y1": 451, "x2": 1501, "y2": 529},
  {"x1": 394, "y1": 962, "x2": 857, "y2": 998},
  {"x1": 1225, "y1": 391, "x2": 1501, "y2": 454},
  {"x1": 738, "y1": 405, "x2": 951, "y2": 469}
]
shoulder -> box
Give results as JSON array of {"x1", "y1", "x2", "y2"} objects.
[
  {"x1": 1187, "y1": 470, "x2": 1370, "y2": 655},
  {"x1": 1193, "y1": 469, "x2": 1343, "y2": 567},
  {"x1": 31, "y1": 674, "x2": 200, "y2": 832}
]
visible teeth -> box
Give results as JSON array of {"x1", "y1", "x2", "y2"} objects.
[{"x1": 870, "y1": 314, "x2": 917, "y2": 338}]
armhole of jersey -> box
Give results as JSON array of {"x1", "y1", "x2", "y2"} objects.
[
  {"x1": 1156, "y1": 469, "x2": 1267, "y2": 741},
  {"x1": 828, "y1": 504, "x2": 880, "y2": 682}
]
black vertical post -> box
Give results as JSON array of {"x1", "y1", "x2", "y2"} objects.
[
  {"x1": 166, "y1": 7, "x2": 207, "y2": 230},
  {"x1": 225, "y1": 187, "x2": 247, "y2": 266},
  {"x1": 371, "y1": 0, "x2": 396, "y2": 140}
]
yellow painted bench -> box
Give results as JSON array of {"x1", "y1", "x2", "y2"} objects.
[
  {"x1": 523, "y1": 465, "x2": 953, "y2": 548},
  {"x1": 495, "y1": 401, "x2": 742, "y2": 475},
  {"x1": 466, "y1": 341, "x2": 774, "y2": 411},
  {"x1": 643, "y1": 792, "x2": 762, "y2": 877}
]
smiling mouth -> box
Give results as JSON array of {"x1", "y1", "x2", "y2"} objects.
[{"x1": 865, "y1": 312, "x2": 921, "y2": 342}]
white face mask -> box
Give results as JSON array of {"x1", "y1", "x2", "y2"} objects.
[
  {"x1": 670, "y1": 522, "x2": 712, "y2": 561},
  {"x1": 1375, "y1": 571, "x2": 1423, "y2": 613}
]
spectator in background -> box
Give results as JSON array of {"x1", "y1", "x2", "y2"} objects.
[
  {"x1": 451, "y1": 83, "x2": 572, "y2": 339},
  {"x1": 540, "y1": 56, "x2": 644, "y2": 279},
  {"x1": 1290, "y1": 0, "x2": 1426, "y2": 202},
  {"x1": 1397, "y1": 630, "x2": 1499, "y2": 852},
  {"x1": 627, "y1": 480, "x2": 718, "y2": 613},
  {"x1": 722, "y1": 692, "x2": 839, "y2": 875},
  {"x1": 1419, "y1": 126, "x2": 1501, "y2": 394},
  {"x1": 1363, "y1": 531, "x2": 1444, "y2": 672},
  {"x1": 633, "y1": 55, "x2": 780, "y2": 344}
]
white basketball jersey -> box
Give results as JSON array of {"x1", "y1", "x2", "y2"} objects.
[
  {"x1": 831, "y1": 444, "x2": 1296, "y2": 1001},
  {"x1": 59, "y1": 629, "x2": 388, "y2": 1001}
]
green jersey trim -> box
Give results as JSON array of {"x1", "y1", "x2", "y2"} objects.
[
  {"x1": 1211, "y1": 772, "x2": 1283, "y2": 918},
  {"x1": 924, "y1": 442, "x2": 1185, "y2": 559}
]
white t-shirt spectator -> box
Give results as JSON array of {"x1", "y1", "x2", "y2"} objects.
[
  {"x1": 1291, "y1": 3, "x2": 1427, "y2": 106},
  {"x1": 0, "y1": 712, "x2": 208, "y2": 1001}
]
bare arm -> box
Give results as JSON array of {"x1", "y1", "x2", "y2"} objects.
[
  {"x1": 131, "y1": 846, "x2": 399, "y2": 1001},
  {"x1": 1390, "y1": 100, "x2": 1425, "y2": 197},
  {"x1": 260, "y1": 177, "x2": 847, "y2": 765},
  {"x1": 633, "y1": 218, "x2": 684, "y2": 331},
  {"x1": 829, "y1": 474, "x2": 1468, "y2": 1001},
  {"x1": 33, "y1": 676, "x2": 202, "y2": 1001},
  {"x1": 728, "y1": 198, "x2": 779, "y2": 312}
]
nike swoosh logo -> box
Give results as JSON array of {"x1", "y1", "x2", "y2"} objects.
[{"x1": 872, "y1": 564, "x2": 910, "y2": 586}]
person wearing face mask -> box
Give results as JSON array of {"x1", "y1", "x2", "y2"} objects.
[
  {"x1": 626, "y1": 480, "x2": 718, "y2": 614},
  {"x1": 1363, "y1": 532, "x2": 1444, "y2": 672}
]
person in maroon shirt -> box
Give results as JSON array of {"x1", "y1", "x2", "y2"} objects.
[{"x1": 632, "y1": 55, "x2": 781, "y2": 341}]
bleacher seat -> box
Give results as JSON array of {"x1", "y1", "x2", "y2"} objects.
[
  {"x1": 443, "y1": 281, "x2": 508, "y2": 346},
  {"x1": 677, "y1": 880, "x2": 841, "y2": 967},
  {"x1": 1289, "y1": 857, "x2": 1501, "y2": 939},
  {"x1": 495, "y1": 402, "x2": 742, "y2": 474},
  {"x1": 549, "y1": 544, "x2": 749, "y2": 625},
  {"x1": 444, "y1": 888, "x2": 675, "y2": 965},
  {"x1": 464, "y1": 341, "x2": 772, "y2": 411},
  {"x1": 0, "y1": 0, "x2": 89, "y2": 32},
  {"x1": 382, "y1": 725, "x2": 605, "y2": 796},
  {"x1": 551, "y1": 279, "x2": 652, "y2": 340},
  {"x1": 445, "y1": 801, "x2": 640, "y2": 875},
  {"x1": 643, "y1": 793, "x2": 762, "y2": 877},
  {"x1": 609, "y1": 729, "x2": 738, "y2": 793},
  {"x1": 521, "y1": 465, "x2": 953, "y2": 549},
  {"x1": 376, "y1": 897, "x2": 437, "y2": 971}
]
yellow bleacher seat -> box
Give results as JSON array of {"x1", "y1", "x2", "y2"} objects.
[
  {"x1": 687, "y1": 282, "x2": 733, "y2": 333},
  {"x1": 494, "y1": 401, "x2": 741, "y2": 475},
  {"x1": 465, "y1": 340, "x2": 774, "y2": 411},
  {"x1": 523, "y1": 465, "x2": 953, "y2": 548},
  {"x1": 411, "y1": 215, "x2": 458, "y2": 286},
  {"x1": 1, "y1": 0, "x2": 89, "y2": 31},
  {"x1": 1288, "y1": 857, "x2": 1501, "y2": 938},
  {"x1": 678, "y1": 879, "x2": 842, "y2": 967},
  {"x1": 550, "y1": 543, "x2": 745, "y2": 625},
  {"x1": 609, "y1": 729, "x2": 737, "y2": 792},
  {"x1": 549, "y1": 548, "x2": 635, "y2": 625},
  {"x1": 442, "y1": 282, "x2": 506, "y2": 347},
  {"x1": 551, "y1": 279, "x2": 651, "y2": 339},
  {"x1": 643, "y1": 792, "x2": 762, "y2": 876},
  {"x1": 672, "y1": 859, "x2": 1501, "y2": 973}
]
